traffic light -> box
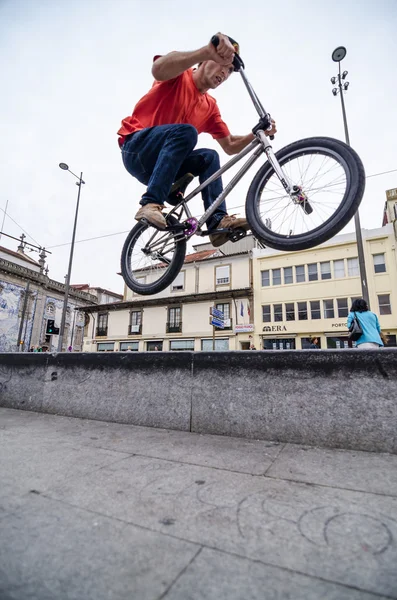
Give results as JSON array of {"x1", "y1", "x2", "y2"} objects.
[{"x1": 46, "y1": 320, "x2": 59, "y2": 335}]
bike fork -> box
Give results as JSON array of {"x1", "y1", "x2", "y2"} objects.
[{"x1": 256, "y1": 130, "x2": 292, "y2": 194}]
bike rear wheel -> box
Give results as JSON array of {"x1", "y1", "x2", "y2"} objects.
[
  {"x1": 121, "y1": 215, "x2": 187, "y2": 295},
  {"x1": 246, "y1": 137, "x2": 365, "y2": 251}
]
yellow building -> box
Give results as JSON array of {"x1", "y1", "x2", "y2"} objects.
[{"x1": 252, "y1": 223, "x2": 397, "y2": 350}]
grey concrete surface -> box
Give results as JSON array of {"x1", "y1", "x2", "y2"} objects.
[
  {"x1": 1, "y1": 350, "x2": 397, "y2": 453},
  {"x1": 1, "y1": 408, "x2": 397, "y2": 600}
]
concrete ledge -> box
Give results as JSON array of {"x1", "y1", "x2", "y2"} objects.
[{"x1": 1, "y1": 350, "x2": 397, "y2": 453}]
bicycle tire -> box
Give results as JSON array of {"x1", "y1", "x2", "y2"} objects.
[
  {"x1": 246, "y1": 137, "x2": 366, "y2": 251},
  {"x1": 121, "y1": 215, "x2": 187, "y2": 296}
]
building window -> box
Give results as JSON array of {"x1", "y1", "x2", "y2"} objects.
[
  {"x1": 120, "y1": 341, "x2": 139, "y2": 351},
  {"x1": 333, "y1": 259, "x2": 345, "y2": 278},
  {"x1": 170, "y1": 339, "x2": 194, "y2": 351},
  {"x1": 262, "y1": 305, "x2": 271, "y2": 323},
  {"x1": 298, "y1": 302, "x2": 308, "y2": 320},
  {"x1": 284, "y1": 267, "x2": 293, "y2": 284},
  {"x1": 378, "y1": 294, "x2": 391, "y2": 315},
  {"x1": 272, "y1": 268, "x2": 281, "y2": 285},
  {"x1": 347, "y1": 257, "x2": 359, "y2": 277},
  {"x1": 216, "y1": 265, "x2": 230, "y2": 285},
  {"x1": 261, "y1": 270, "x2": 270, "y2": 287},
  {"x1": 97, "y1": 313, "x2": 108, "y2": 336},
  {"x1": 274, "y1": 304, "x2": 283, "y2": 322},
  {"x1": 129, "y1": 310, "x2": 142, "y2": 334},
  {"x1": 97, "y1": 342, "x2": 114, "y2": 352},
  {"x1": 373, "y1": 253, "x2": 386, "y2": 274},
  {"x1": 216, "y1": 303, "x2": 231, "y2": 328},
  {"x1": 263, "y1": 338, "x2": 296, "y2": 350},
  {"x1": 46, "y1": 302, "x2": 55, "y2": 316},
  {"x1": 147, "y1": 341, "x2": 163, "y2": 351},
  {"x1": 310, "y1": 300, "x2": 321, "y2": 320},
  {"x1": 320, "y1": 261, "x2": 331, "y2": 280},
  {"x1": 323, "y1": 299, "x2": 335, "y2": 319},
  {"x1": 308, "y1": 263, "x2": 318, "y2": 281},
  {"x1": 171, "y1": 271, "x2": 185, "y2": 291},
  {"x1": 167, "y1": 306, "x2": 182, "y2": 333},
  {"x1": 285, "y1": 303, "x2": 295, "y2": 321},
  {"x1": 201, "y1": 338, "x2": 229, "y2": 351},
  {"x1": 295, "y1": 265, "x2": 305, "y2": 283},
  {"x1": 337, "y1": 298, "x2": 349, "y2": 318}
]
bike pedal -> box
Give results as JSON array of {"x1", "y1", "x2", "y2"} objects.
[{"x1": 228, "y1": 228, "x2": 247, "y2": 242}]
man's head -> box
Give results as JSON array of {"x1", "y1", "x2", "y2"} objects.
[{"x1": 194, "y1": 60, "x2": 234, "y2": 92}]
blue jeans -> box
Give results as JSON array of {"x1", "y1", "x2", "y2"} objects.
[{"x1": 121, "y1": 123, "x2": 227, "y2": 229}]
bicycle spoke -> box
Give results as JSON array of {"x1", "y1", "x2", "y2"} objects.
[{"x1": 254, "y1": 148, "x2": 350, "y2": 239}]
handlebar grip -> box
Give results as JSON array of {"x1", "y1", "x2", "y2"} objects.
[
  {"x1": 211, "y1": 35, "x2": 220, "y2": 47},
  {"x1": 270, "y1": 135, "x2": 275, "y2": 141},
  {"x1": 210, "y1": 34, "x2": 244, "y2": 71}
]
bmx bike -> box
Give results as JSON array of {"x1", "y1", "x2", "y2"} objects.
[{"x1": 121, "y1": 36, "x2": 365, "y2": 295}]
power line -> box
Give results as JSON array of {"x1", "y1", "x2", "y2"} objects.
[
  {"x1": 46, "y1": 166, "x2": 397, "y2": 250},
  {"x1": 0, "y1": 206, "x2": 41, "y2": 247}
]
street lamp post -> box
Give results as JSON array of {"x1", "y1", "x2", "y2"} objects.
[
  {"x1": 331, "y1": 47, "x2": 370, "y2": 308},
  {"x1": 57, "y1": 163, "x2": 85, "y2": 352}
]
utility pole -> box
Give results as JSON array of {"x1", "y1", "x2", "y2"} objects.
[{"x1": 57, "y1": 163, "x2": 85, "y2": 352}]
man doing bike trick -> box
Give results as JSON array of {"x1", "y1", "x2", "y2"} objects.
[{"x1": 118, "y1": 33, "x2": 276, "y2": 247}]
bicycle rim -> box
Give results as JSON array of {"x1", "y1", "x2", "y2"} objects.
[
  {"x1": 254, "y1": 146, "x2": 351, "y2": 240},
  {"x1": 122, "y1": 220, "x2": 186, "y2": 294}
]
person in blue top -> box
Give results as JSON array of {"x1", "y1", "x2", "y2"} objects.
[{"x1": 347, "y1": 298, "x2": 383, "y2": 349}]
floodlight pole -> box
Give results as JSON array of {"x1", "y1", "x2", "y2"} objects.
[{"x1": 331, "y1": 47, "x2": 370, "y2": 308}]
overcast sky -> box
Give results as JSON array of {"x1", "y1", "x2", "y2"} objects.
[{"x1": 0, "y1": 0, "x2": 396, "y2": 294}]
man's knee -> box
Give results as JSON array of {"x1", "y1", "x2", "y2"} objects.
[
  {"x1": 177, "y1": 124, "x2": 198, "y2": 147},
  {"x1": 201, "y1": 148, "x2": 220, "y2": 167}
]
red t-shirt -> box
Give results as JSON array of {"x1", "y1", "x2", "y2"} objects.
[{"x1": 117, "y1": 65, "x2": 230, "y2": 146}]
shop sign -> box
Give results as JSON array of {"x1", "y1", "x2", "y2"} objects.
[
  {"x1": 263, "y1": 325, "x2": 287, "y2": 332},
  {"x1": 235, "y1": 324, "x2": 254, "y2": 333}
]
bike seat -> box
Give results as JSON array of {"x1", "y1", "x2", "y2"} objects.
[{"x1": 166, "y1": 173, "x2": 195, "y2": 206}]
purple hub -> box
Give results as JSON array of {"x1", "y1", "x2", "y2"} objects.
[{"x1": 184, "y1": 217, "x2": 198, "y2": 237}]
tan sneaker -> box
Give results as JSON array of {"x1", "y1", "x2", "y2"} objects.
[
  {"x1": 135, "y1": 203, "x2": 167, "y2": 230},
  {"x1": 209, "y1": 215, "x2": 250, "y2": 247}
]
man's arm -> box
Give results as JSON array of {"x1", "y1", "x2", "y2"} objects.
[
  {"x1": 152, "y1": 35, "x2": 236, "y2": 81},
  {"x1": 217, "y1": 121, "x2": 277, "y2": 155}
]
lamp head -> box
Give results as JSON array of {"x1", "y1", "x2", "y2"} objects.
[
  {"x1": 332, "y1": 46, "x2": 347, "y2": 62},
  {"x1": 59, "y1": 163, "x2": 69, "y2": 171}
]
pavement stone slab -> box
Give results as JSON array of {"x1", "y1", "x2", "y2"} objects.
[
  {"x1": 267, "y1": 443, "x2": 397, "y2": 496},
  {"x1": 0, "y1": 408, "x2": 283, "y2": 475},
  {"x1": 163, "y1": 547, "x2": 391, "y2": 600},
  {"x1": 0, "y1": 492, "x2": 199, "y2": 600},
  {"x1": 0, "y1": 425, "x2": 132, "y2": 496},
  {"x1": 48, "y1": 454, "x2": 397, "y2": 598}
]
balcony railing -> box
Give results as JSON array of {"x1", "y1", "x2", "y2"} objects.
[
  {"x1": 96, "y1": 327, "x2": 108, "y2": 337},
  {"x1": 166, "y1": 321, "x2": 182, "y2": 333},
  {"x1": 129, "y1": 323, "x2": 142, "y2": 335}
]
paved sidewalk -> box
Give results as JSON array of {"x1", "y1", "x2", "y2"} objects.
[{"x1": 1, "y1": 408, "x2": 397, "y2": 600}]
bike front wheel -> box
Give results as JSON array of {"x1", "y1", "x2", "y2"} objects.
[
  {"x1": 245, "y1": 137, "x2": 365, "y2": 251},
  {"x1": 121, "y1": 215, "x2": 187, "y2": 296}
]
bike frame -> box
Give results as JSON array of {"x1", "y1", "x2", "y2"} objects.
[{"x1": 167, "y1": 66, "x2": 293, "y2": 234}]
